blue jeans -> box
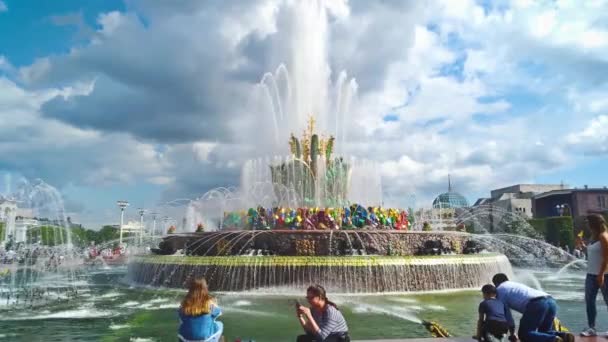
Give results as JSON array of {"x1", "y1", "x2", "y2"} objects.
[
  {"x1": 518, "y1": 297, "x2": 560, "y2": 342},
  {"x1": 585, "y1": 273, "x2": 608, "y2": 327}
]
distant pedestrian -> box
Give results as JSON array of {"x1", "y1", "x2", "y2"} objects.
[{"x1": 581, "y1": 214, "x2": 608, "y2": 337}]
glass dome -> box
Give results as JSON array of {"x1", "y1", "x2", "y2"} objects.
[{"x1": 432, "y1": 191, "x2": 469, "y2": 209}]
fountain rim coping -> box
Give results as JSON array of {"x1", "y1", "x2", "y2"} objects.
[
  {"x1": 164, "y1": 230, "x2": 472, "y2": 237},
  {"x1": 131, "y1": 253, "x2": 506, "y2": 267}
]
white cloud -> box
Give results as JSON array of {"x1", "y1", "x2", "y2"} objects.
[
  {"x1": 566, "y1": 115, "x2": 608, "y2": 155},
  {"x1": 1, "y1": 0, "x2": 607, "y2": 220},
  {"x1": 0, "y1": 77, "x2": 167, "y2": 188}
]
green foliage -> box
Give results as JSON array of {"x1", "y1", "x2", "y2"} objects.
[
  {"x1": 0, "y1": 219, "x2": 120, "y2": 248},
  {"x1": 506, "y1": 219, "x2": 538, "y2": 238},
  {"x1": 26, "y1": 225, "x2": 68, "y2": 246},
  {"x1": 422, "y1": 222, "x2": 432, "y2": 231},
  {"x1": 465, "y1": 223, "x2": 475, "y2": 233},
  {"x1": 528, "y1": 218, "x2": 547, "y2": 237},
  {"x1": 530, "y1": 217, "x2": 574, "y2": 249},
  {"x1": 289, "y1": 134, "x2": 302, "y2": 158},
  {"x1": 325, "y1": 136, "x2": 334, "y2": 159},
  {"x1": 95, "y1": 225, "x2": 120, "y2": 244},
  {"x1": 310, "y1": 134, "x2": 319, "y2": 173},
  {"x1": 546, "y1": 216, "x2": 574, "y2": 249},
  {"x1": 22, "y1": 224, "x2": 120, "y2": 246}
]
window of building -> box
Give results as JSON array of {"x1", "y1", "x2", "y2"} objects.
[{"x1": 599, "y1": 196, "x2": 607, "y2": 209}]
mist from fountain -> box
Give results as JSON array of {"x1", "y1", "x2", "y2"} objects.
[
  {"x1": 455, "y1": 205, "x2": 577, "y2": 268},
  {"x1": 0, "y1": 177, "x2": 86, "y2": 311},
  {"x1": 239, "y1": 1, "x2": 381, "y2": 209}
]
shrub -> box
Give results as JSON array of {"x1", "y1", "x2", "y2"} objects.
[
  {"x1": 546, "y1": 216, "x2": 574, "y2": 249},
  {"x1": 527, "y1": 218, "x2": 546, "y2": 237}
]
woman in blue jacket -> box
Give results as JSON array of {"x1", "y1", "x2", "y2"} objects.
[{"x1": 178, "y1": 278, "x2": 222, "y2": 342}]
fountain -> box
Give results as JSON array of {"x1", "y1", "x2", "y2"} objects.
[
  {"x1": 0, "y1": 178, "x2": 86, "y2": 310},
  {"x1": 126, "y1": 0, "x2": 514, "y2": 293},
  {"x1": 128, "y1": 127, "x2": 513, "y2": 292}
]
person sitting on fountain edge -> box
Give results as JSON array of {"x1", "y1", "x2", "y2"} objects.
[
  {"x1": 178, "y1": 278, "x2": 223, "y2": 342},
  {"x1": 475, "y1": 284, "x2": 510, "y2": 342},
  {"x1": 492, "y1": 273, "x2": 574, "y2": 342},
  {"x1": 295, "y1": 284, "x2": 349, "y2": 342}
]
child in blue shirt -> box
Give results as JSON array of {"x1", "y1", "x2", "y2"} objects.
[{"x1": 475, "y1": 284, "x2": 510, "y2": 342}]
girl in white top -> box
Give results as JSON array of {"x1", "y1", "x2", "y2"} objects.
[{"x1": 581, "y1": 214, "x2": 608, "y2": 337}]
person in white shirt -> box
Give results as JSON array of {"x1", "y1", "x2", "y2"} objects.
[
  {"x1": 581, "y1": 214, "x2": 608, "y2": 337},
  {"x1": 492, "y1": 273, "x2": 574, "y2": 342}
]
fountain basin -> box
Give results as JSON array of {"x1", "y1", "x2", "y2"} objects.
[
  {"x1": 127, "y1": 253, "x2": 512, "y2": 292},
  {"x1": 152, "y1": 230, "x2": 482, "y2": 257}
]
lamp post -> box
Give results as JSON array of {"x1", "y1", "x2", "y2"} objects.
[
  {"x1": 162, "y1": 216, "x2": 171, "y2": 235},
  {"x1": 138, "y1": 208, "x2": 146, "y2": 245},
  {"x1": 149, "y1": 212, "x2": 158, "y2": 238},
  {"x1": 556, "y1": 204, "x2": 565, "y2": 216},
  {"x1": 117, "y1": 200, "x2": 129, "y2": 245}
]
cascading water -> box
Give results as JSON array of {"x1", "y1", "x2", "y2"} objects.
[{"x1": 239, "y1": 0, "x2": 378, "y2": 209}]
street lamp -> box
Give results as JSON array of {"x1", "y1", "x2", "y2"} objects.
[
  {"x1": 556, "y1": 204, "x2": 565, "y2": 216},
  {"x1": 117, "y1": 200, "x2": 129, "y2": 244},
  {"x1": 149, "y1": 212, "x2": 158, "y2": 238},
  {"x1": 138, "y1": 208, "x2": 146, "y2": 245},
  {"x1": 162, "y1": 216, "x2": 171, "y2": 235}
]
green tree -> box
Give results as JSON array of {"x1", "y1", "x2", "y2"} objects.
[
  {"x1": 546, "y1": 216, "x2": 574, "y2": 249},
  {"x1": 96, "y1": 225, "x2": 120, "y2": 243},
  {"x1": 528, "y1": 218, "x2": 547, "y2": 237}
]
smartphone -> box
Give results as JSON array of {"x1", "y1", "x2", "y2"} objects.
[{"x1": 292, "y1": 299, "x2": 301, "y2": 308}]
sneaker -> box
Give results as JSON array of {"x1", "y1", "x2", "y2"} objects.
[
  {"x1": 581, "y1": 327, "x2": 597, "y2": 337},
  {"x1": 562, "y1": 332, "x2": 575, "y2": 342}
]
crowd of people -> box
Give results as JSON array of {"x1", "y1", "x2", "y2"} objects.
[
  {"x1": 220, "y1": 204, "x2": 410, "y2": 231},
  {"x1": 0, "y1": 244, "x2": 77, "y2": 269},
  {"x1": 176, "y1": 214, "x2": 608, "y2": 342},
  {"x1": 0, "y1": 241, "x2": 125, "y2": 272}
]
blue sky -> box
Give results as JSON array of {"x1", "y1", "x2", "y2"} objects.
[
  {"x1": 0, "y1": 0, "x2": 124, "y2": 66},
  {"x1": 0, "y1": 0, "x2": 607, "y2": 228}
]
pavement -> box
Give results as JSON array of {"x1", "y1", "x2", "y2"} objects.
[{"x1": 353, "y1": 337, "x2": 603, "y2": 342}]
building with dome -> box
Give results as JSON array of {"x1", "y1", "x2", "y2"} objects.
[
  {"x1": 432, "y1": 188, "x2": 469, "y2": 209},
  {"x1": 424, "y1": 175, "x2": 470, "y2": 230}
]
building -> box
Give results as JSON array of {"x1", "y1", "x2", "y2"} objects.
[
  {"x1": 1, "y1": 197, "x2": 18, "y2": 244},
  {"x1": 13, "y1": 218, "x2": 39, "y2": 243},
  {"x1": 474, "y1": 184, "x2": 566, "y2": 219},
  {"x1": 0, "y1": 197, "x2": 17, "y2": 223},
  {"x1": 426, "y1": 175, "x2": 470, "y2": 230},
  {"x1": 532, "y1": 186, "x2": 608, "y2": 219},
  {"x1": 468, "y1": 184, "x2": 566, "y2": 233}
]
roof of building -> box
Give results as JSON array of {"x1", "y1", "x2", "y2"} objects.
[
  {"x1": 490, "y1": 184, "x2": 566, "y2": 199},
  {"x1": 533, "y1": 187, "x2": 608, "y2": 200},
  {"x1": 433, "y1": 191, "x2": 470, "y2": 208},
  {"x1": 432, "y1": 175, "x2": 469, "y2": 209},
  {"x1": 474, "y1": 198, "x2": 492, "y2": 206}
]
